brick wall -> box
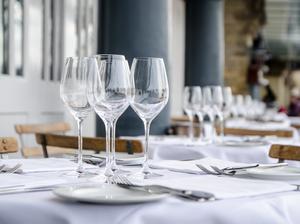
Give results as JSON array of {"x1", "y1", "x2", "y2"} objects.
[{"x1": 224, "y1": 0, "x2": 266, "y2": 94}]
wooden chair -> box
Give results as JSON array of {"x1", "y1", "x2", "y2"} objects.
[
  {"x1": 219, "y1": 128, "x2": 294, "y2": 138},
  {"x1": 0, "y1": 137, "x2": 18, "y2": 157},
  {"x1": 15, "y1": 122, "x2": 71, "y2": 158},
  {"x1": 269, "y1": 144, "x2": 300, "y2": 163},
  {"x1": 35, "y1": 133, "x2": 143, "y2": 158}
]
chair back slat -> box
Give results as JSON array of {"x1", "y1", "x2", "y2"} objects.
[
  {"x1": 221, "y1": 128, "x2": 294, "y2": 138},
  {"x1": 15, "y1": 122, "x2": 71, "y2": 157},
  {"x1": 269, "y1": 144, "x2": 300, "y2": 162},
  {"x1": 15, "y1": 122, "x2": 71, "y2": 134},
  {"x1": 0, "y1": 137, "x2": 18, "y2": 154},
  {"x1": 35, "y1": 133, "x2": 143, "y2": 157}
]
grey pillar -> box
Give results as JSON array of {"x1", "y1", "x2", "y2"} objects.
[
  {"x1": 97, "y1": 0, "x2": 170, "y2": 137},
  {"x1": 185, "y1": 0, "x2": 224, "y2": 86}
]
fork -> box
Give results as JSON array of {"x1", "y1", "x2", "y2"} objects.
[
  {"x1": 0, "y1": 164, "x2": 6, "y2": 172},
  {"x1": 197, "y1": 164, "x2": 235, "y2": 176},
  {"x1": 196, "y1": 164, "x2": 220, "y2": 175},
  {"x1": 112, "y1": 174, "x2": 215, "y2": 201},
  {"x1": 210, "y1": 166, "x2": 236, "y2": 176}
]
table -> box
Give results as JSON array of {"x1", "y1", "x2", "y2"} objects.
[
  {"x1": 1, "y1": 190, "x2": 300, "y2": 224},
  {"x1": 1, "y1": 137, "x2": 300, "y2": 224},
  {"x1": 0, "y1": 166, "x2": 299, "y2": 224},
  {"x1": 148, "y1": 136, "x2": 300, "y2": 164}
]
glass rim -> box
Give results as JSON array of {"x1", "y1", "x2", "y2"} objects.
[
  {"x1": 65, "y1": 56, "x2": 90, "y2": 61},
  {"x1": 133, "y1": 57, "x2": 164, "y2": 61},
  {"x1": 184, "y1": 86, "x2": 201, "y2": 88},
  {"x1": 93, "y1": 54, "x2": 125, "y2": 60}
]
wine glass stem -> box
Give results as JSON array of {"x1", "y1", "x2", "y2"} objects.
[
  {"x1": 188, "y1": 114, "x2": 193, "y2": 140},
  {"x1": 111, "y1": 120, "x2": 117, "y2": 171},
  {"x1": 197, "y1": 113, "x2": 203, "y2": 141},
  {"x1": 76, "y1": 118, "x2": 84, "y2": 173},
  {"x1": 104, "y1": 121, "x2": 113, "y2": 178},
  {"x1": 219, "y1": 114, "x2": 224, "y2": 140},
  {"x1": 142, "y1": 120, "x2": 151, "y2": 174}
]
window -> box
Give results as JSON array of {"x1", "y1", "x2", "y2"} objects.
[
  {"x1": 0, "y1": 0, "x2": 9, "y2": 75},
  {"x1": 14, "y1": 0, "x2": 24, "y2": 76}
]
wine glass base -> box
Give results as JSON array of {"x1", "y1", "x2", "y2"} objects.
[
  {"x1": 112, "y1": 168, "x2": 131, "y2": 175},
  {"x1": 129, "y1": 171, "x2": 163, "y2": 180},
  {"x1": 60, "y1": 170, "x2": 99, "y2": 178}
]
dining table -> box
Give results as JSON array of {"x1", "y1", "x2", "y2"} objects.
[
  {"x1": 0, "y1": 156, "x2": 300, "y2": 224},
  {"x1": 2, "y1": 113, "x2": 300, "y2": 224},
  {"x1": 148, "y1": 135, "x2": 300, "y2": 164}
]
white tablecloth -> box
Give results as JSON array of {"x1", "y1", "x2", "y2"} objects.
[
  {"x1": 0, "y1": 190, "x2": 300, "y2": 224},
  {"x1": 149, "y1": 136, "x2": 300, "y2": 166},
  {"x1": 0, "y1": 158, "x2": 299, "y2": 224}
]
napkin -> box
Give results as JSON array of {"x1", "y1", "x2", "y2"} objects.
[
  {"x1": 150, "y1": 157, "x2": 256, "y2": 174},
  {"x1": 0, "y1": 158, "x2": 97, "y2": 174}
]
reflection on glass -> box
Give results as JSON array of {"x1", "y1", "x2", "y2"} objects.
[
  {"x1": 0, "y1": 0, "x2": 9, "y2": 75},
  {"x1": 15, "y1": 0, "x2": 24, "y2": 76}
]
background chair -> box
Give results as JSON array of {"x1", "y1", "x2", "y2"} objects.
[
  {"x1": 170, "y1": 116, "x2": 294, "y2": 138},
  {"x1": 35, "y1": 133, "x2": 143, "y2": 158},
  {"x1": 15, "y1": 122, "x2": 71, "y2": 158},
  {"x1": 219, "y1": 128, "x2": 294, "y2": 138},
  {"x1": 269, "y1": 144, "x2": 300, "y2": 163},
  {"x1": 0, "y1": 137, "x2": 18, "y2": 158}
]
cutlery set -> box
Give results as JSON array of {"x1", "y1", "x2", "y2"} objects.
[
  {"x1": 112, "y1": 174, "x2": 215, "y2": 202},
  {"x1": 0, "y1": 164, "x2": 22, "y2": 174},
  {"x1": 196, "y1": 163, "x2": 288, "y2": 176}
]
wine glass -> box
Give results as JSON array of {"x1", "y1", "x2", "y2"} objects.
[
  {"x1": 236, "y1": 94, "x2": 245, "y2": 117},
  {"x1": 211, "y1": 86, "x2": 224, "y2": 140},
  {"x1": 202, "y1": 86, "x2": 214, "y2": 143},
  {"x1": 183, "y1": 86, "x2": 201, "y2": 141},
  {"x1": 130, "y1": 57, "x2": 169, "y2": 178},
  {"x1": 223, "y1": 86, "x2": 233, "y2": 119},
  {"x1": 60, "y1": 57, "x2": 92, "y2": 175},
  {"x1": 87, "y1": 54, "x2": 131, "y2": 180}
]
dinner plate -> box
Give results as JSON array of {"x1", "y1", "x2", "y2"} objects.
[
  {"x1": 221, "y1": 140, "x2": 269, "y2": 147},
  {"x1": 246, "y1": 166, "x2": 300, "y2": 180},
  {"x1": 53, "y1": 184, "x2": 168, "y2": 204}
]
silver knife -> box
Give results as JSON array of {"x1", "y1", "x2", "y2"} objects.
[{"x1": 117, "y1": 183, "x2": 215, "y2": 201}]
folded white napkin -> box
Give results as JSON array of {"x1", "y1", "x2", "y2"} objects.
[
  {"x1": 150, "y1": 157, "x2": 256, "y2": 174},
  {"x1": 0, "y1": 158, "x2": 97, "y2": 174}
]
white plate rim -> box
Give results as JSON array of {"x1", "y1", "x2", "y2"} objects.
[
  {"x1": 53, "y1": 185, "x2": 168, "y2": 204},
  {"x1": 246, "y1": 167, "x2": 300, "y2": 180}
]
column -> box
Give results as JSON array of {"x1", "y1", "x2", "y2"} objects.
[
  {"x1": 96, "y1": 0, "x2": 170, "y2": 136},
  {"x1": 185, "y1": 0, "x2": 224, "y2": 86}
]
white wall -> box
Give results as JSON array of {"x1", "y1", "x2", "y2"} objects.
[{"x1": 168, "y1": 0, "x2": 186, "y2": 117}]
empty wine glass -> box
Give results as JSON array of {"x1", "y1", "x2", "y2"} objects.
[
  {"x1": 87, "y1": 54, "x2": 131, "y2": 180},
  {"x1": 60, "y1": 57, "x2": 92, "y2": 175},
  {"x1": 236, "y1": 94, "x2": 245, "y2": 117},
  {"x1": 223, "y1": 86, "x2": 233, "y2": 119},
  {"x1": 130, "y1": 57, "x2": 169, "y2": 178},
  {"x1": 202, "y1": 86, "x2": 215, "y2": 143},
  {"x1": 211, "y1": 86, "x2": 224, "y2": 140},
  {"x1": 193, "y1": 88, "x2": 204, "y2": 142},
  {"x1": 183, "y1": 86, "x2": 201, "y2": 140}
]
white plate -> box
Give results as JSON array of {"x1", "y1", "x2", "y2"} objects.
[
  {"x1": 221, "y1": 140, "x2": 268, "y2": 147},
  {"x1": 246, "y1": 166, "x2": 300, "y2": 180},
  {"x1": 53, "y1": 184, "x2": 168, "y2": 204}
]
